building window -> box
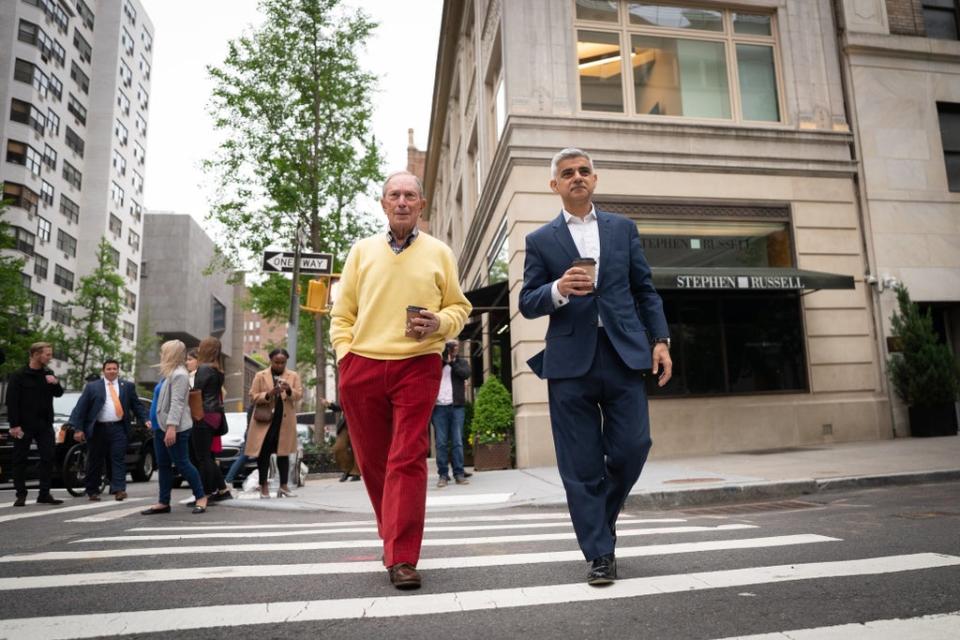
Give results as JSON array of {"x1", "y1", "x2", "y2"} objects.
[
  {"x1": 139, "y1": 55, "x2": 151, "y2": 80},
  {"x1": 17, "y1": 20, "x2": 65, "y2": 67},
  {"x1": 126, "y1": 258, "x2": 139, "y2": 280},
  {"x1": 574, "y1": 2, "x2": 781, "y2": 122},
  {"x1": 46, "y1": 108, "x2": 60, "y2": 136},
  {"x1": 14, "y1": 58, "x2": 48, "y2": 97},
  {"x1": 54, "y1": 265, "x2": 74, "y2": 291},
  {"x1": 67, "y1": 94, "x2": 87, "y2": 125},
  {"x1": 487, "y1": 220, "x2": 509, "y2": 284},
  {"x1": 142, "y1": 30, "x2": 153, "y2": 52},
  {"x1": 75, "y1": 0, "x2": 95, "y2": 31},
  {"x1": 109, "y1": 213, "x2": 123, "y2": 236},
  {"x1": 37, "y1": 216, "x2": 51, "y2": 243},
  {"x1": 115, "y1": 120, "x2": 129, "y2": 145},
  {"x1": 937, "y1": 102, "x2": 960, "y2": 192},
  {"x1": 122, "y1": 321, "x2": 135, "y2": 341},
  {"x1": 30, "y1": 292, "x2": 45, "y2": 317},
  {"x1": 24, "y1": 0, "x2": 69, "y2": 34},
  {"x1": 49, "y1": 74, "x2": 63, "y2": 101},
  {"x1": 60, "y1": 194, "x2": 79, "y2": 223},
  {"x1": 56, "y1": 229, "x2": 77, "y2": 257},
  {"x1": 111, "y1": 182, "x2": 125, "y2": 207},
  {"x1": 121, "y1": 27, "x2": 135, "y2": 56},
  {"x1": 51, "y1": 299, "x2": 71, "y2": 325},
  {"x1": 113, "y1": 150, "x2": 127, "y2": 175},
  {"x1": 124, "y1": 2, "x2": 137, "y2": 26},
  {"x1": 33, "y1": 254, "x2": 49, "y2": 280},
  {"x1": 120, "y1": 61, "x2": 133, "y2": 88},
  {"x1": 923, "y1": 1, "x2": 960, "y2": 40},
  {"x1": 73, "y1": 28, "x2": 92, "y2": 63},
  {"x1": 117, "y1": 91, "x2": 131, "y2": 116},
  {"x1": 212, "y1": 297, "x2": 227, "y2": 333},
  {"x1": 128, "y1": 228, "x2": 140, "y2": 251},
  {"x1": 40, "y1": 180, "x2": 54, "y2": 206},
  {"x1": 106, "y1": 246, "x2": 120, "y2": 268},
  {"x1": 70, "y1": 61, "x2": 89, "y2": 93},
  {"x1": 135, "y1": 114, "x2": 147, "y2": 137},
  {"x1": 12, "y1": 226, "x2": 36, "y2": 255},
  {"x1": 65, "y1": 127, "x2": 85, "y2": 157},
  {"x1": 133, "y1": 142, "x2": 146, "y2": 166},
  {"x1": 10, "y1": 98, "x2": 46, "y2": 135},
  {"x1": 132, "y1": 170, "x2": 143, "y2": 194},
  {"x1": 125, "y1": 289, "x2": 137, "y2": 312},
  {"x1": 62, "y1": 161, "x2": 82, "y2": 189},
  {"x1": 7, "y1": 140, "x2": 43, "y2": 176},
  {"x1": 3, "y1": 182, "x2": 40, "y2": 215},
  {"x1": 130, "y1": 200, "x2": 142, "y2": 222},
  {"x1": 43, "y1": 144, "x2": 57, "y2": 170},
  {"x1": 137, "y1": 83, "x2": 149, "y2": 111}
]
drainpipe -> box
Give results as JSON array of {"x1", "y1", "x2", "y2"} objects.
[{"x1": 830, "y1": 0, "x2": 899, "y2": 438}]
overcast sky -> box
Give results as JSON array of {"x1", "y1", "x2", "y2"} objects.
[{"x1": 139, "y1": 0, "x2": 442, "y2": 226}]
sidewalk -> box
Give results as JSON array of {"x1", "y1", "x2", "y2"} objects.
[{"x1": 225, "y1": 436, "x2": 960, "y2": 514}]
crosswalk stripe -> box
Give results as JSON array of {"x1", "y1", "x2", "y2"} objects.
[
  {"x1": 1, "y1": 553, "x2": 955, "y2": 639},
  {"x1": 0, "y1": 534, "x2": 839, "y2": 591},
  {"x1": 65, "y1": 505, "x2": 157, "y2": 523},
  {"x1": 126, "y1": 513, "x2": 683, "y2": 532},
  {"x1": 75, "y1": 518, "x2": 672, "y2": 542},
  {"x1": 0, "y1": 498, "x2": 145, "y2": 524},
  {"x1": 710, "y1": 609, "x2": 960, "y2": 639},
  {"x1": 426, "y1": 492, "x2": 512, "y2": 506},
  {"x1": 0, "y1": 524, "x2": 758, "y2": 562}
]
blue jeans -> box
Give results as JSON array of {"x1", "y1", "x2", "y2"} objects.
[
  {"x1": 154, "y1": 429, "x2": 204, "y2": 505},
  {"x1": 86, "y1": 422, "x2": 127, "y2": 495},
  {"x1": 432, "y1": 404, "x2": 465, "y2": 479},
  {"x1": 224, "y1": 437, "x2": 248, "y2": 484}
]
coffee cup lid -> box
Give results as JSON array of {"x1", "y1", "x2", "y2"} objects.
[
  {"x1": 406, "y1": 305, "x2": 427, "y2": 312},
  {"x1": 572, "y1": 258, "x2": 596, "y2": 265}
]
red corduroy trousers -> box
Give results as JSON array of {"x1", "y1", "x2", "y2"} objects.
[{"x1": 337, "y1": 351, "x2": 441, "y2": 567}]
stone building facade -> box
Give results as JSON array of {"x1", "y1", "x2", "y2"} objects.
[{"x1": 425, "y1": 0, "x2": 915, "y2": 467}]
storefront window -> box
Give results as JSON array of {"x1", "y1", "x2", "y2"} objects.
[
  {"x1": 487, "y1": 223, "x2": 509, "y2": 284},
  {"x1": 635, "y1": 220, "x2": 792, "y2": 268}
]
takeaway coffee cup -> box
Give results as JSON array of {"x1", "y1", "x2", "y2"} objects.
[
  {"x1": 405, "y1": 305, "x2": 427, "y2": 338},
  {"x1": 571, "y1": 258, "x2": 596, "y2": 289}
]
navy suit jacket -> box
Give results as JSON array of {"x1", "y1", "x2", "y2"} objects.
[
  {"x1": 519, "y1": 210, "x2": 669, "y2": 380},
  {"x1": 69, "y1": 378, "x2": 148, "y2": 437}
]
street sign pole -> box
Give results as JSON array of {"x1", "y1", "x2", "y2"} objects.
[{"x1": 285, "y1": 222, "x2": 303, "y2": 372}]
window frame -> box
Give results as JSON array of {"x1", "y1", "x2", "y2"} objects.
[{"x1": 572, "y1": 1, "x2": 786, "y2": 125}]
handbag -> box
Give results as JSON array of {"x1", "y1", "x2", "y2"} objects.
[
  {"x1": 253, "y1": 402, "x2": 274, "y2": 423},
  {"x1": 188, "y1": 389, "x2": 204, "y2": 421}
]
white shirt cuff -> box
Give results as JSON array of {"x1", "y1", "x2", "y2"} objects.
[{"x1": 551, "y1": 280, "x2": 569, "y2": 308}]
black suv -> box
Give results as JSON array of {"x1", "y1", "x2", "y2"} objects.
[{"x1": 0, "y1": 391, "x2": 155, "y2": 486}]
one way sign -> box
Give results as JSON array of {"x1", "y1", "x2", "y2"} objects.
[{"x1": 262, "y1": 251, "x2": 333, "y2": 275}]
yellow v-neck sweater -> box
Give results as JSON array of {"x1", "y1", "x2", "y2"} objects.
[{"x1": 330, "y1": 232, "x2": 472, "y2": 361}]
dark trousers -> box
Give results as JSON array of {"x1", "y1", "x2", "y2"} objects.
[
  {"x1": 86, "y1": 421, "x2": 127, "y2": 495},
  {"x1": 257, "y1": 412, "x2": 289, "y2": 486},
  {"x1": 189, "y1": 423, "x2": 226, "y2": 494},
  {"x1": 12, "y1": 426, "x2": 55, "y2": 497},
  {"x1": 547, "y1": 328, "x2": 652, "y2": 561}
]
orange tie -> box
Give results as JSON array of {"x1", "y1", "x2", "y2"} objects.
[{"x1": 108, "y1": 381, "x2": 124, "y2": 418}]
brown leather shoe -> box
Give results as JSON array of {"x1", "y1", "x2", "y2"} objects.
[
  {"x1": 114, "y1": 490, "x2": 127, "y2": 501},
  {"x1": 388, "y1": 563, "x2": 422, "y2": 590},
  {"x1": 88, "y1": 494, "x2": 101, "y2": 502}
]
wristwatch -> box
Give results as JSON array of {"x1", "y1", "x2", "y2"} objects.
[{"x1": 653, "y1": 337, "x2": 671, "y2": 349}]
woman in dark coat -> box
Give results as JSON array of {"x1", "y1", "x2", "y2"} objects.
[{"x1": 192, "y1": 336, "x2": 231, "y2": 501}]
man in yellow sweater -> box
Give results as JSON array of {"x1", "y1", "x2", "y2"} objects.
[{"x1": 331, "y1": 170, "x2": 471, "y2": 590}]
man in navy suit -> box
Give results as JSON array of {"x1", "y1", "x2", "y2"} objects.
[
  {"x1": 69, "y1": 359, "x2": 149, "y2": 501},
  {"x1": 520, "y1": 148, "x2": 672, "y2": 585}
]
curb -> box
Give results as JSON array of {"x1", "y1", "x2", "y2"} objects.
[{"x1": 625, "y1": 468, "x2": 960, "y2": 510}]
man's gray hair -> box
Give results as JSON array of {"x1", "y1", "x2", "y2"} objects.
[
  {"x1": 550, "y1": 147, "x2": 594, "y2": 179},
  {"x1": 382, "y1": 171, "x2": 425, "y2": 198}
]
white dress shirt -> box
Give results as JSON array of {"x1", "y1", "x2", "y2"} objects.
[
  {"x1": 551, "y1": 206, "x2": 602, "y2": 326},
  {"x1": 436, "y1": 364, "x2": 454, "y2": 405},
  {"x1": 97, "y1": 378, "x2": 122, "y2": 423}
]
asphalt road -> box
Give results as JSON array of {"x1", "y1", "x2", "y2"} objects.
[{"x1": 0, "y1": 480, "x2": 958, "y2": 639}]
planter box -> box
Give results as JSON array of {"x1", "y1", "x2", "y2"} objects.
[
  {"x1": 908, "y1": 403, "x2": 959, "y2": 437},
  {"x1": 473, "y1": 442, "x2": 511, "y2": 470}
]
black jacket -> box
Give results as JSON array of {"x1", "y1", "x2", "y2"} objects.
[
  {"x1": 5, "y1": 365, "x2": 64, "y2": 431},
  {"x1": 443, "y1": 357, "x2": 471, "y2": 406},
  {"x1": 193, "y1": 364, "x2": 224, "y2": 413}
]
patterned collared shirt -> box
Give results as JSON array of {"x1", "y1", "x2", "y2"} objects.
[{"x1": 386, "y1": 226, "x2": 419, "y2": 254}]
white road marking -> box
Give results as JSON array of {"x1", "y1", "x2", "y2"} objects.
[
  {"x1": 76, "y1": 518, "x2": 671, "y2": 542},
  {"x1": 0, "y1": 524, "x2": 758, "y2": 562},
  {"x1": 711, "y1": 609, "x2": 960, "y2": 639},
  {"x1": 0, "y1": 534, "x2": 838, "y2": 591},
  {"x1": 426, "y1": 492, "x2": 513, "y2": 506},
  {"x1": 1, "y1": 553, "x2": 955, "y2": 639},
  {"x1": 0, "y1": 498, "x2": 144, "y2": 524},
  {"x1": 65, "y1": 504, "x2": 156, "y2": 523}
]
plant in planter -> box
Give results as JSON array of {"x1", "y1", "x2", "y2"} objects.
[
  {"x1": 470, "y1": 376, "x2": 514, "y2": 470},
  {"x1": 887, "y1": 284, "x2": 960, "y2": 437}
]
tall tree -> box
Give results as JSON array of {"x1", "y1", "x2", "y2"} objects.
[
  {"x1": 205, "y1": 0, "x2": 383, "y2": 409},
  {"x1": 63, "y1": 238, "x2": 129, "y2": 388},
  {"x1": 0, "y1": 204, "x2": 62, "y2": 378}
]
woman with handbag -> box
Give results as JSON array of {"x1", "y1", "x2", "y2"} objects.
[
  {"x1": 247, "y1": 348, "x2": 303, "y2": 498},
  {"x1": 141, "y1": 340, "x2": 207, "y2": 515},
  {"x1": 191, "y1": 336, "x2": 232, "y2": 502}
]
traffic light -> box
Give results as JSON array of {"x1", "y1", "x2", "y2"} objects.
[{"x1": 302, "y1": 278, "x2": 329, "y2": 314}]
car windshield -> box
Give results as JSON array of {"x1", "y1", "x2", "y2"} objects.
[{"x1": 53, "y1": 392, "x2": 82, "y2": 421}]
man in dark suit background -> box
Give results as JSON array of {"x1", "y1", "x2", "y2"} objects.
[
  {"x1": 519, "y1": 148, "x2": 672, "y2": 585},
  {"x1": 70, "y1": 359, "x2": 149, "y2": 501}
]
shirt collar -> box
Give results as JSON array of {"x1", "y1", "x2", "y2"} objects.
[
  {"x1": 386, "y1": 225, "x2": 419, "y2": 251},
  {"x1": 562, "y1": 205, "x2": 597, "y2": 224}
]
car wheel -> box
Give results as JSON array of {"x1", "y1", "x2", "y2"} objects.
[
  {"x1": 62, "y1": 444, "x2": 87, "y2": 497},
  {"x1": 132, "y1": 447, "x2": 155, "y2": 482}
]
